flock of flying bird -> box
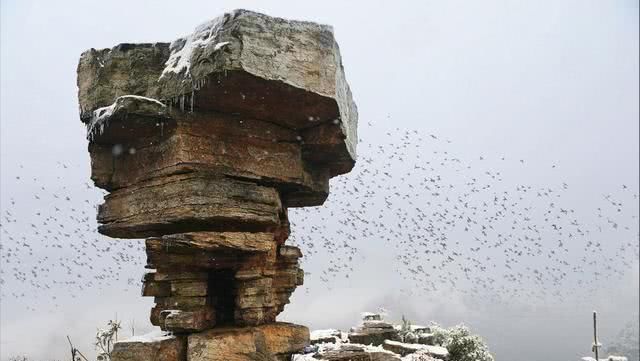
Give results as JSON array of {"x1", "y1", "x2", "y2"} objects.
[{"x1": 0, "y1": 120, "x2": 638, "y2": 313}]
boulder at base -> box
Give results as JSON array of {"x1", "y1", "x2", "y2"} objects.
[
  {"x1": 188, "y1": 322, "x2": 309, "y2": 361},
  {"x1": 111, "y1": 331, "x2": 186, "y2": 361}
]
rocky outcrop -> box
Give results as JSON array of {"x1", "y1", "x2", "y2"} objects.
[
  {"x1": 145, "y1": 233, "x2": 303, "y2": 330},
  {"x1": 311, "y1": 329, "x2": 343, "y2": 345},
  {"x1": 382, "y1": 340, "x2": 449, "y2": 360},
  {"x1": 110, "y1": 333, "x2": 187, "y2": 361},
  {"x1": 78, "y1": 8, "x2": 357, "y2": 361},
  {"x1": 78, "y1": 9, "x2": 357, "y2": 180},
  {"x1": 348, "y1": 313, "x2": 399, "y2": 346}
]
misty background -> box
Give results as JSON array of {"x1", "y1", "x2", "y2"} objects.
[{"x1": 1, "y1": 1, "x2": 638, "y2": 360}]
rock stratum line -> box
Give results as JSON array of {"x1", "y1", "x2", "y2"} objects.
[{"x1": 77, "y1": 9, "x2": 358, "y2": 361}]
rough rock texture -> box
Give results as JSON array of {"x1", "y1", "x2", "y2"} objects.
[
  {"x1": 145, "y1": 233, "x2": 303, "y2": 330},
  {"x1": 78, "y1": 9, "x2": 357, "y2": 178},
  {"x1": 344, "y1": 313, "x2": 400, "y2": 346},
  {"x1": 348, "y1": 321, "x2": 399, "y2": 346},
  {"x1": 79, "y1": 9, "x2": 357, "y2": 361},
  {"x1": 188, "y1": 323, "x2": 309, "y2": 361},
  {"x1": 110, "y1": 334, "x2": 187, "y2": 361},
  {"x1": 88, "y1": 110, "x2": 331, "y2": 207}
]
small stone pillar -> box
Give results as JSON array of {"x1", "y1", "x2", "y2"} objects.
[{"x1": 77, "y1": 9, "x2": 357, "y2": 361}]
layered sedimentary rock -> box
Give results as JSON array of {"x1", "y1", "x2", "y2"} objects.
[
  {"x1": 188, "y1": 323, "x2": 309, "y2": 361},
  {"x1": 78, "y1": 8, "x2": 357, "y2": 361}
]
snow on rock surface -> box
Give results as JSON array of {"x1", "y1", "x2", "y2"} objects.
[
  {"x1": 294, "y1": 340, "x2": 400, "y2": 360},
  {"x1": 116, "y1": 329, "x2": 174, "y2": 344},
  {"x1": 86, "y1": 95, "x2": 168, "y2": 140},
  {"x1": 110, "y1": 329, "x2": 186, "y2": 361},
  {"x1": 310, "y1": 329, "x2": 342, "y2": 340},
  {"x1": 160, "y1": 15, "x2": 228, "y2": 79}
]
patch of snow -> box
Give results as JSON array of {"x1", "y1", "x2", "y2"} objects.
[
  {"x1": 86, "y1": 95, "x2": 166, "y2": 140},
  {"x1": 292, "y1": 355, "x2": 319, "y2": 361},
  {"x1": 310, "y1": 329, "x2": 341, "y2": 340},
  {"x1": 213, "y1": 41, "x2": 231, "y2": 51},
  {"x1": 160, "y1": 16, "x2": 229, "y2": 79},
  {"x1": 116, "y1": 329, "x2": 173, "y2": 344}
]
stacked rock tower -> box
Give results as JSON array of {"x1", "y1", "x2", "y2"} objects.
[{"x1": 76, "y1": 9, "x2": 357, "y2": 361}]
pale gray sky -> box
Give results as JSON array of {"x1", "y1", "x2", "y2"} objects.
[{"x1": 1, "y1": 1, "x2": 638, "y2": 360}]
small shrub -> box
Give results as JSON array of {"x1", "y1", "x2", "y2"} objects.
[{"x1": 431, "y1": 323, "x2": 494, "y2": 361}]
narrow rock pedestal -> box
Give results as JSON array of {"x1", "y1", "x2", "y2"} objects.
[{"x1": 77, "y1": 9, "x2": 357, "y2": 361}]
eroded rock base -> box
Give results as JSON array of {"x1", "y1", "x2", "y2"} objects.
[{"x1": 112, "y1": 323, "x2": 309, "y2": 361}]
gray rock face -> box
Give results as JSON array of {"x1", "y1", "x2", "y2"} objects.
[
  {"x1": 96, "y1": 173, "x2": 283, "y2": 238},
  {"x1": 77, "y1": 9, "x2": 357, "y2": 177}
]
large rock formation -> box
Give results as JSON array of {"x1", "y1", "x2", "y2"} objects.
[{"x1": 77, "y1": 9, "x2": 357, "y2": 361}]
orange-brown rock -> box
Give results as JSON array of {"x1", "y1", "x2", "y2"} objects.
[
  {"x1": 88, "y1": 109, "x2": 331, "y2": 207},
  {"x1": 187, "y1": 322, "x2": 309, "y2": 361},
  {"x1": 110, "y1": 333, "x2": 186, "y2": 361}
]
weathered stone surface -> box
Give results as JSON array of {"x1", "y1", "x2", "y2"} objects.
[
  {"x1": 417, "y1": 333, "x2": 435, "y2": 345},
  {"x1": 314, "y1": 345, "x2": 370, "y2": 361},
  {"x1": 88, "y1": 108, "x2": 331, "y2": 206},
  {"x1": 142, "y1": 280, "x2": 171, "y2": 297},
  {"x1": 78, "y1": 9, "x2": 358, "y2": 178},
  {"x1": 156, "y1": 296, "x2": 209, "y2": 309},
  {"x1": 97, "y1": 173, "x2": 282, "y2": 238},
  {"x1": 110, "y1": 333, "x2": 186, "y2": 361},
  {"x1": 187, "y1": 323, "x2": 309, "y2": 361},
  {"x1": 85, "y1": 95, "x2": 171, "y2": 142},
  {"x1": 260, "y1": 323, "x2": 310, "y2": 358},
  {"x1": 370, "y1": 352, "x2": 402, "y2": 361},
  {"x1": 348, "y1": 329, "x2": 399, "y2": 346},
  {"x1": 77, "y1": 43, "x2": 169, "y2": 118},
  {"x1": 152, "y1": 270, "x2": 209, "y2": 281},
  {"x1": 170, "y1": 280, "x2": 208, "y2": 297},
  {"x1": 162, "y1": 309, "x2": 216, "y2": 333},
  {"x1": 153, "y1": 232, "x2": 275, "y2": 253},
  {"x1": 80, "y1": 8, "x2": 358, "y2": 355},
  {"x1": 347, "y1": 313, "x2": 400, "y2": 346}
]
